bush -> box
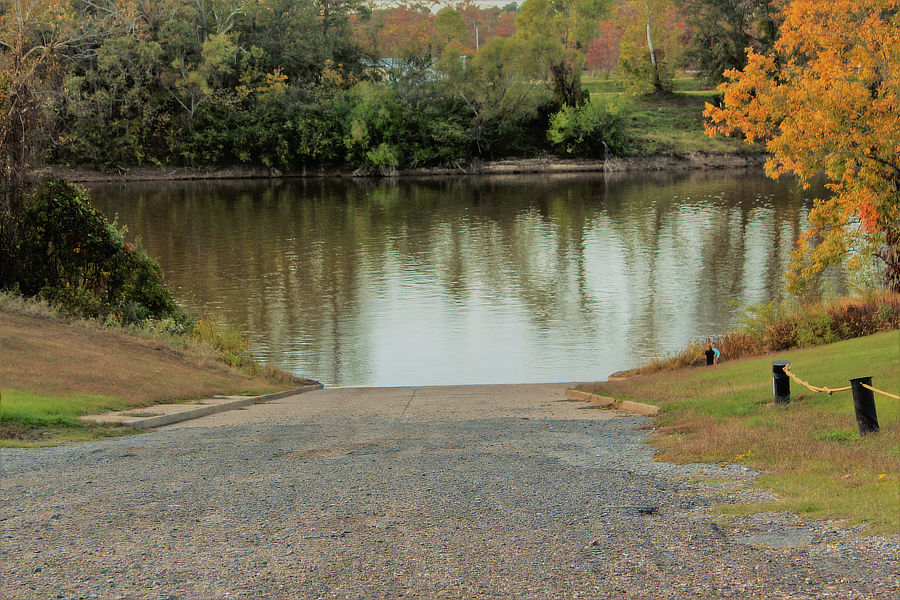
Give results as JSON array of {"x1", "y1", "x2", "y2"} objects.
[
  {"x1": 339, "y1": 80, "x2": 474, "y2": 170},
  {"x1": 14, "y1": 179, "x2": 180, "y2": 322},
  {"x1": 547, "y1": 98, "x2": 628, "y2": 158}
]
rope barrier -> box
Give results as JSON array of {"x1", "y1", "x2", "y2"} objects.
[
  {"x1": 782, "y1": 364, "x2": 899, "y2": 399},
  {"x1": 862, "y1": 383, "x2": 900, "y2": 401},
  {"x1": 782, "y1": 364, "x2": 851, "y2": 395}
]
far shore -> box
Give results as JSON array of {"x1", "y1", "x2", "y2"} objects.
[{"x1": 37, "y1": 152, "x2": 766, "y2": 183}]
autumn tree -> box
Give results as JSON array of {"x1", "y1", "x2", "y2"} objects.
[
  {"x1": 491, "y1": 4, "x2": 518, "y2": 38},
  {"x1": 456, "y1": 0, "x2": 518, "y2": 51},
  {"x1": 368, "y1": 2, "x2": 436, "y2": 61},
  {"x1": 705, "y1": 0, "x2": 900, "y2": 294},
  {"x1": 0, "y1": 0, "x2": 103, "y2": 283},
  {"x1": 584, "y1": 22, "x2": 620, "y2": 74}
]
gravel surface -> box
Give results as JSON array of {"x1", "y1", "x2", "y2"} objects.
[{"x1": 1, "y1": 384, "x2": 897, "y2": 599}]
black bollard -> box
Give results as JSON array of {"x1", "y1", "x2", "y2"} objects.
[
  {"x1": 772, "y1": 360, "x2": 791, "y2": 404},
  {"x1": 850, "y1": 376, "x2": 879, "y2": 436}
]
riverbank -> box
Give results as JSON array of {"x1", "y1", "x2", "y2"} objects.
[
  {"x1": 37, "y1": 152, "x2": 766, "y2": 183},
  {"x1": 0, "y1": 295, "x2": 308, "y2": 446},
  {"x1": 576, "y1": 330, "x2": 900, "y2": 534}
]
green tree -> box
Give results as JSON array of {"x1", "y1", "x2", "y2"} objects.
[
  {"x1": 343, "y1": 82, "x2": 402, "y2": 169},
  {"x1": 676, "y1": 0, "x2": 777, "y2": 82},
  {"x1": 316, "y1": 0, "x2": 364, "y2": 69},
  {"x1": 49, "y1": 0, "x2": 370, "y2": 169},
  {"x1": 437, "y1": 36, "x2": 550, "y2": 156},
  {"x1": 237, "y1": 0, "x2": 357, "y2": 85},
  {"x1": 514, "y1": 0, "x2": 610, "y2": 106},
  {"x1": 615, "y1": 0, "x2": 684, "y2": 95},
  {"x1": 171, "y1": 31, "x2": 242, "y2": 124},
  {"x1": 434, "y1": 6, "x2": 470, "y2": 54},
  {"x1": 58, "y1": 34, "x2": 170, "y2": 166}
]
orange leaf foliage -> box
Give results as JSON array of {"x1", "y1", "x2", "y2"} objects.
[{"x1": 704, "y1": 0, "x2": 900, "y2": 294}]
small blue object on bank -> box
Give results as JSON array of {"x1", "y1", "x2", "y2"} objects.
[{"x1": 772, "y1": 360, "x2": 791, "y2": 404}]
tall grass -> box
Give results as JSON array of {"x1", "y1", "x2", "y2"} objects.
[
  {"x1": 191, "y1": 314, "x2": 254, "y2": 368},
  {"x1": 0, "y1": 291, "x2": 60, "y2": 318},
  {"x1": 626, "y1": 294, "x2": 900, "y2": 376},
  {"x1": 189, "y1": 313, "x2": 300, "y2": 384}
]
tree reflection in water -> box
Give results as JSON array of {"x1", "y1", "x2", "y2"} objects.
[{"x1": 89, "y1": 170, "x2": 836, "y2": 386}]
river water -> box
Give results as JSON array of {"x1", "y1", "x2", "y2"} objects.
[{"x1": 88, "y1": 169, "x2": 831, "y2": 386}]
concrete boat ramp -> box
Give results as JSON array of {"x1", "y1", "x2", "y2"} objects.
[{"x1": 3, "y1": 383, "x2": 897, "y2": 599}]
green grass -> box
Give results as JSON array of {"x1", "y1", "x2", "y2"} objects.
[
  {"x1": 582, "y1": 330, "x2": 900, "y2": 534},
  {"x1": 582, "y1": 78, "x2": 625, "y2": 94},
  {"x1": 581, "y1": 74, "x2": 757, "y2": 156},
  {"x1": 1, "y1": 389, "x2": 134, "y2": 423},
  {"x1": 582, "y1": 76, "x2": 713, "y2": 95},
  {"x1": 618, "y1": 91, "x2": 752, "y2": 156},
  {"x1": 0, "y1": 390, "x2": 138, "y2": 446}
]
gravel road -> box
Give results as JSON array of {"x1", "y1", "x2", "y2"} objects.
[{"x1": 2, "y1": 384, "x2": 897, "y2": 599}]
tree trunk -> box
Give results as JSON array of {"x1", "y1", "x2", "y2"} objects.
[
  {"x1": 882, "y1": 224, "x2": 900, "y2": 293},
  {"x1": 646, "y1": 21, "x2": 661, "y2": 92}
]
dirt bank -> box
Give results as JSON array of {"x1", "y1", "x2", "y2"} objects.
[
  {"x1": 0, "y1": 304, "x2": 288, "y2": 407},
  {"x1": 37, "y1": 153, "x2": 766, "y2": 183}
]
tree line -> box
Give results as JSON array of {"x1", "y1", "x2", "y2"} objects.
[
  {"x1": 1, "y1": 0, "x2": 897, "y2": 300},
  {"x1": 0, "y1": 0, "x2": 777, "y2": 176}
]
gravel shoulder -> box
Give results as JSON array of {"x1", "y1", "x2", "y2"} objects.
[{"x1": 1, "y1": 383, "x2": 897, "y2": 599}]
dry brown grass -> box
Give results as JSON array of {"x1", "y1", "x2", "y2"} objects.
[{"x1": 1, "y1": 305, "x2": 287, "y2": 407}]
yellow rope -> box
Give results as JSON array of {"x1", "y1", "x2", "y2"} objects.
[
  {"x1": 862, "y1": 383, "x2": 900, "y2": 401},
  {"x1": 782, "y1": 364, "x2": 899, "y2": 399},
  {"x1": 781, "y1": 365, "x2": 851, "y2": 395}
]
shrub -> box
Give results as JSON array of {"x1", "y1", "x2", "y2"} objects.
[
  {"x1": 14, "y1": 179, "x2": 179, "y2": 322},
  {"x1": 547, "y1": 98, "x2": 628, "y2": 158},
  {"x1": 343, "y1": 82, "x2": 404, "y2": 168}
]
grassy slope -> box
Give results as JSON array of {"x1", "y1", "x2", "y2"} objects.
[
  {"x1": 584, "y1": 76, "x2": 758, "y2": 157},
  {"x1": 619, "y1": 91, "x2": 754, "y2": 156},
  {"x1": 581, "y1": 330, "x2": 900, "y2": 533},
  {"x1": 0, "y1": 305, "x2": 288, "y2": 445}
]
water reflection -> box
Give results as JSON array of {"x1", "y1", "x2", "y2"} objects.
[{"x1": 88, "y1": 170, "x2": 828, "y2": 386}]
